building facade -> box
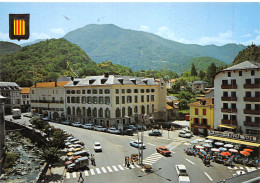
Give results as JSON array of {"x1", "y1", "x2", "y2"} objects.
[
  {"x1": 214, "y1": 61, "x2": 260, "y2": 138},
  {"x1": 189, "y1": 97, "x2": 214, "y2": 135},
  {"x1": 30, "y1": 81, "x2": 69, "y2": 120},
  {"x1": 0, "y1": 82, "x2": 21, "y2": 114},
  {"x1": 20, "y1": 87, "x2": 30, "y2": 112},
  {"x1": 192, "y1": 81, "x2": 208, "y2": 92},
  {"x1": 65, "y1": 75, "x2": 167, "y2": 129}
]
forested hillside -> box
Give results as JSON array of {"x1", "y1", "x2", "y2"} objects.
[
  {"x1": 0, "y1": 41, "x2": 21, "y2": 54},
  {"x1": 189, "y1": 57, "x2": 228, "y2": 71},
  {"x1": 233, "y1": 44, "x2": 260, "y2": 65}
]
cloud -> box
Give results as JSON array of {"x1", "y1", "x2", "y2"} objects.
[
  {"x1": 140, "y1": 25, "x2": 149, "y2": 32},
  {"x1": 254, "y1": 29, "x2": 260, "y2": 34},
  {"x1": 197, "y1": 30, "x2": 233, "y2": 46},
  {"x1": 241, "y1": 34, "x2": 251, "y2": 38},
  {"x1": 0, "y1": 32, "x2": 9, "y2": 41},
  {"x1": 50, "y1": 28, "x2": 65, "y2": 35},
  {"x1": 31, "y1": 33, "x2": 51, "y2": 40},
  {"x1": 241, "y1": 35, "x2": 260, "y2": 46}
]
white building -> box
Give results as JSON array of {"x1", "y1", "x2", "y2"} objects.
[
  {"x1": 65, "y1": 75, "x2": 167, "y2": 128},
  {"x1": 20, "y1": 87, "x2": 30, "y2": 112},
  {"x1": 192, "y1": 81, "x2": 208, "y2": 91},
  {"x1": 214, "y1": 61, "x2": 260, "y2": 137},
  {"x1": 30, "y1": 81, "x2": 69, "y2": 120}
]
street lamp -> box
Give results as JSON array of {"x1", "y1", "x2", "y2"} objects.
[{"x1": 140, "y1": 114, "x2": 147, "y2": 166}]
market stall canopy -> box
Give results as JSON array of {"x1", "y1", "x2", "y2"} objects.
[
  {"x1": 207, "y1": 136, "x2": 260, "y2": 147},
  {"x1": 205, "y1": 140, "x2": 213, "y2": 143},
  {"x1": 224, "y1": 144, "x2": 234, "y2": 148},
  {"x1": 215, "y1": 142, "x2": 224, "y2": 146},
  {"x1": 240, "y1": 151, "x2": 250, "y2": 156},
  {"x1": 221, "y1": 152, "x2": 231, "y2": 156},
  {"x1": 171, "y1": 120, "x2": 190, "y2": 128},
  {"x1": 219, "y1": 147, "x2": 227, "y2": 151},
  {"x1": 229, "y1": 149, "x2": 238, "y2": 153},
  {"x1": 244, "y1": 149, "x2": 253, "y2": 152},
  {"x1": 218, "y1": 125, "x2": 237, "y2": 129},
  {"x1": 211, "y1": 148, "x2": 220, "y2": 152}
]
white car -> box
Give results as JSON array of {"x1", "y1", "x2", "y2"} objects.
[
  {"x1": 42, "y1": 117, "x2": 49, "y2": 121},
  {"x1": 82, "y1": 124, "x2": 94, "y2": 130},
  {"x1": 176, "y1": 164, "x2": 191, "y2": 183},
  {"x1": 72, "y1": 122, "x2": 83, "y2": 127},
  {"x1": 108, "y1": 127, "x2": 120, "y2": 134},
  {"x1": 130, "y1": 140, "x2": 146, "y2": 149},
  {"x1": 62, "y1": 121, "x2": 71, "y2": 125},
  {"x1": 178, "y1": 131, "x2": 192, "y2": 138},
  {"x1": 94, "y1": 142, "x2": 102, "y2": 152},
  {"x1": 94, "y1": 125, "x2": 106, "y2": 132}
]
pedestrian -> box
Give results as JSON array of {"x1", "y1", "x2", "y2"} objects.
[
  {"x1": 93, "y1": 154, "x2": 96, "y2": 166},
  {"x1": 125, "y1": 156, "x2": 127, "y2": 167},
  {"x1": 90, "y1": 154, "x2": 94, "y2": 165},
  {"x1": 78, "y1": 170, "x2": 84, "y2": 182}
]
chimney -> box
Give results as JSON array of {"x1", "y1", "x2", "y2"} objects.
[
  {"x1": 212, "y1": 98, "x2": 214, "y2": 104},
  {"x1": 104, "y1": 72, "x2": 109, "y2": 78},
  {"x1": 55, "y1": 81, "x2": 57, "y2": 87},
  {"x1": 34, "y1": 83, "x2": 36, "y2": 88},
  {"x1": 71, "y1": 77, "x2": 74, "y2": 81}
]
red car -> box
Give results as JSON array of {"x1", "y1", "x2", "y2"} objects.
[{"x1": 156, "y1": 146, "x2": 171, "y2": 156}]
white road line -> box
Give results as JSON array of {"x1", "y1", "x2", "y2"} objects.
[
  {"x1": 72, "y1": 172, "x2": 77, "y2": 178},
  {"x1": 118, "y1": 165, "x2": 124, "y2": 170},
  {"x1": 135, "y1": 164, "x2": 141, "y2": 168},
  {"x1": 185, "y1": 158, "x2": 195, "y2": 165},
  {"x1": 101, "y1": 167, "x2": 107, "y2": 173},
  {"x1": 204, "y1": 172, "x2": 213, "y2": 181},
  {"x1": 84, "y1": 171, "x2": 89, "y2": 176},
  {"x1": 96, "y1": 168, "x2": 101, "y2": 174},
  {"x1": 143, "y1": 162, "x2": 153, "y2": 165},
  {"x1": 144, "y1": 157, "x2": 162, "y2": 161},
  {"x1": 66, "y1": 172, "x2": 70, "y2": 179},
  {"x1": 112, "y1": 165, "x2": 119, "y2": 171},
  {"x1": 130, "y1": 164, "x2": 135, "y2": 169},
  {"x1": 90, "y1": 169, "x2": 95, "y2": 175},
  {"x1": 107, "y1": 166, "x2": 113, "y2": 172},
  {"x1": 239, "y1": 167, "x2": 244, "y2": 169},
  {"x1": 147, "y1": 143, "x2": 156, "y2": 146},
  {"x1": 143, "y1": 159, "x2": 159, "y2": 163}
]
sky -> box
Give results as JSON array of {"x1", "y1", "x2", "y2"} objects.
[{"x1": 0, "y1": 2, "x2": 259, "y2": 46}]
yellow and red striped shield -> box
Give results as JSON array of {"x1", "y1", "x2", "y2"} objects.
[
  {"x1": 9, "y1": 14, "x2": 30, "y2": 40},
  {"x1": 13, "y1": 19, "x2": 25, "y2": 35}
]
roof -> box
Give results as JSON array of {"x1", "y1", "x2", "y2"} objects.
[
  {"x1": 0, "y1": 82, "x2": 20, "y2": 90},
  {"x1": 204, "y1": 89, "x2": 213, "y2": 94},
  {"x1": 65, "y1": 75, "x2": 158, "y2": 87},
  {"x1": 189, "y1": 97, "x2": 214, "y2": 107},
  {"x1": 31, "y1": 81, "x2": 69, "y2": 88},
  {"x1": 21, "y1": 87, "x2": 30, "y2": 94},
  {"x1": 223, "y1": 61, "x2": 260, "y2": 71},
  {"x1": 166, "y1": 104, "x2": 174, "y2": 110},
  {"x1": 193, "y1": 81, "x2": 208, "y2": 84}
]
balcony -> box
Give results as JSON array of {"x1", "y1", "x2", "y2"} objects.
[
  {"x1": 221, "y1": 119, "x2": 237, "y2": 125},
  {"x1": 221, "y1": 97, "x2": 237, "y2": 101},
  {"x1": 244, "y1": 84, "x2": 260, "y2": 89},
  {"x1": 221, "y1": 84, "x2": 237, "y2": 89},
  {"x1": 244, "y1": 109, "x2": 260, "y2": 115},
  {"x1": 244, "y1": 97, "x2": 260, "y2": 102},
  {"x1": 244, "y1": 121, "x2": 260, "y2": 127},
  {"x1": 221, "y1": 108, "x2": 237, "y2": 113},
  {"x1": 31, "y1": 100, "x2": 64, "y2": 104}
]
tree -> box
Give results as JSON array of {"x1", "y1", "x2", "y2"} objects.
[
  {"x1": 50, "y1": 129, "x2": 66, "y2": 148},
  {"x1": 171, "y1": 78, "x2": 187, "y2": 93},
  {"x1": 191, "y1": 63, "x2": 197, "y2": 76},
  {"x1": 42, "y1": 147, "x2": 60, "y2": 164},
  {"x1": 206, "y1": 63, "x2": 217, "y2": 87},
  {"x1": 179, "y1": 99, "x2": 189, "y2": 110},
  {"x1": 199, "y1": 70, "x2": 206, "y2": 80}
]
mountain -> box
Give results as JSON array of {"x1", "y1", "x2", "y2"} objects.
[
  {"x1": 0, "y1": 39, "x2": 132, "y2": 87},
  {"x1": 63, "y1": 24, "x2": 246, "y2": 74},
  {"x1": 233, "y1": 44, "x2": 260, "y2": 65},
  {"x1": 189, "y1": 57, "x2": 229, "y2": 71},
  {"x1": 20, "y1": 39, "x2": 47, "y2": 47},
  {"x1": 0, "y1": 41, "x2": 21, "y2": 55}
]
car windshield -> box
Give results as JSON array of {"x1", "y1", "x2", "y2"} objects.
[
  {"x1": 95, "y1": 144, "x2": 100, "y2": 146},
  {"x1": 179, "y1": 169, "x2": 188, "y2": 176}
]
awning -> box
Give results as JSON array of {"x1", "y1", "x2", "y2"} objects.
[
  {"x1": 218, "y1": 124, "x2": 237, "y2": 129},
  {"x1": 207, "y1": 136, "x2": 260, "y2": 147}
]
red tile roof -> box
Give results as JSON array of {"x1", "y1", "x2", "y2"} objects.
[
  {"x1": 189, "y1": 97, "x2": 214, "y2": 107},
  {"x1": 20, "y1": 87, "x2": 30, "y2": 94},
  {"x1": 31, "y1": 81, "x2": 69, "y2": 88}
]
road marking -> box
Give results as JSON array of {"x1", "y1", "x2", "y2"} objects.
[
  {"x1": 96, "y1": 168, "x2": 101, "y2": 174},
  {"x1": 143, "y1": 162, "x2": 153, "y2": 165},
  {"x1": 185, "y1": 158, "x2": 195, "y2": 165},
  {"x1": 84, "y1": 171, "x2": 89, "y2": 176},
  {"x1": 145, "y1": 156, "x2": 162, "y2": 161},
  {"x1": 101, "y1": 167, "x2": 107, "y2": 173},
  {"x1": 112, "y1": 165, "x2": 119, "y2": 171},
  {"x1": 107, "y1": 166, "x2": 113, "y2": 172},
  {"x1": 143, "y1": 159, "x2": 160, "y2": 163},
  {"x1": 239, "y1": 167, "x2": 244, "y2": 169},
  {"x1": 147, "y1": 143, "x2": 156, "y2": 146},
  {"x1": 135, "y1": 164, "x2": 141, "y2": 168},
  {"x1": 118, "y1": 165, "x2": 124, "y2": 170},
  {"x1": 171, "y1": 151, "x2": 175, "y2": 153},
  {"x1": 204, "y1": 172, "x2": 213, "y2": 181},
  {"x1": 66, "y1": 172, "x2": 70, "y2": 179},
  {"x1": 90, "y1": 169, "x2": 95, "y2": 175},
  {"x1": 130, "y1": 164, "x2": 135, "y2": 169},
  {"x1": 72, "y1": 172, "x2": 77, "y2": 178}
]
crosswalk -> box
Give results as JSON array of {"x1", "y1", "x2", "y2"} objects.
[
  {"x1": 142, "y1": 153, "x2": 164, "y2": 166},
  {"x1": 65, "y1": 163, "x2": 141, "y2": 179},
  {"x1": 229, "y1": 166, "x2": 260, "y2": 177}
]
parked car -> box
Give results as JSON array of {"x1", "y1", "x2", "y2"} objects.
[
  {"x1": 94, "y1": 125, "x2": 106, "y2": 132},
  {"x1": 73, "y1": 141, "x2": 84, "y2": 146},
  {"x1": 72, "y1": 122, "x2": 83, "y2": 127},
  {"x1": 121, "y1": 129, "x2": 134, "y2": 136},
  {"x1": 127, "y1": 125, "x2": 137, "y2": 130},
  {"x1": 175, "y1": 164, "x2": 190, "y2": 183},
  {"x1": 65, "y1": 155, "x2": 82, "y2": 162},
  {"x1": 108, "y1": 127, "x2": 120, "y2": 134},
  {"x1": 82, "y1": 124, "x2": 94, "y2": 130},
  {"x1": 67, "y1": 156, "x2": 89, "y2": 172},
  {"x1": 69, "y1": 150, "x2": 90, "y2": 157},
  {"x1": 23, "y1": 113, "x2": 32, "y2": 118},
  {"x1": 62, "y1": 121, "x2": 71, "y2": 125},
  {"x1": 178, "y1": 131, "x2": 192, "y2": 138},
  {"x1": 156, "y1": 146, "x2": 171, "y2": 156},
  {"x1": 42, "y1": 117, "x2": 49, "y2": 121},
  {"x1": 94, "y1": 142, "x2": 102, "y2": 152},
  {"x1": 137, "y1": 125, "x2": 147, "y2": 131},
  {"x1": 148, "y1": 130, "x2": 162, "y2": 136},
  {"x1": 130, "y1": 140, "x2": 146, "y2": 149}
]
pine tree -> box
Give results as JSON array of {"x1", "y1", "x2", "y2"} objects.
[{"x1": 191, "y1": 63, "x2": 197, "y2": 76}]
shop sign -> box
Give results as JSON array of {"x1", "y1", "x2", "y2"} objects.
[{"x1": 208, "y1": 130, "x2": 257, "y2": 142}]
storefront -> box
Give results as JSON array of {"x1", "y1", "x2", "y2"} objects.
[{"x1": 191, "y1": 124, "x2": 211, "y2": 136}]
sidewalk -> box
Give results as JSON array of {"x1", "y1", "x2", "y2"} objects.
[{"x1": 42, "y1": 166, "x2": 65, "y2": 183}]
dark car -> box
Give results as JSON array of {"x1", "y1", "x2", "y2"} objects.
[
  {"x1": 122, "y1": 129, "x2": 134, "y2": 136},
  {"x1": 148, "y1": 130, "x2": 162, "y2": 136}
]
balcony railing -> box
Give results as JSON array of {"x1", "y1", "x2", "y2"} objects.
[
  {"x1": 244, "y1": 97, "x2": 260, "y2": 102},
  {"x1": 31, "y1": 100, "x2": 64, "y2": 104},
  {"x1": 244, "y1": 121, "x2": 260, "y2": 127},
  {"x1": 221, "y1": 108, "x2": 237, "y2": 113},
  {"x1": 221, "y1": 84, "x2": 237, "y2": 89},
  {"x1": 221, "y1": 97, "x2": 237, "y2": 101},
  {"x1": 221, "y1": 119, "x2": 237, "y2": 125},
  {"x1": 244, "y1": 84, "x2": 260, "y2": 89},
  {"x1": 244, "y1": 109, "x2": 260, "y2": 115}
]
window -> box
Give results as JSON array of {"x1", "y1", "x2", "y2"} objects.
[
  {"x1": 87, "y1": 97, "x2": 92, "y2": 104},
  {"x1": 245, "y1": 79, "x2": 251, "y2": 84},
  {"x1": 151, "y1": 95, "x2": 154, "y2": 101},
  {"x1": 83, "y1": 107, "x2": 86, "y2": 116},
  {"x1": 93, "y1": 97, "x2": 97, "y2": 104},
  {"x1": 105, "y1": 108, "x2": 110, "y2": 118},
  {"x1": 151, "y1": 89, "x2": 155, "y2": 92},
  {"x1": 99, "y1": 108, "x2": 103, "y2": 117},
  {"x1": 99, "y1": 89, "x2": 103, "y2": 94},
  {"x1": 134, "y1": 89, "x2": 138, "y2": 93},
  {"x1": 141, "y1": 105, "x2": 145, "y2": 114},
  {"x1": 134, "y1": 106, "x2": 138, "y2": 113},
  {"x1": 251, "y1": 70, "x2": 255, "y2": 76},
  {"x1": 32, "y1": 90, "x2": 34, "y2": 94},
  {"x1": 147, "y1": 105, "x2": 149, "y2": 113},
  {"x1": 93, "y1": 108, "x2": 97, "y2": 117},
  {"x1": 246, "y1": 91, "x2": 251, "y2": 97},
  {"x1": 203, "y1": 109, "x2": 206, "y2": 115},
  {"x1": 231, "y1": 115, "x2": 236, "y2": 121},
  {"x1": 194, "y1": 118, "x2": 199, "y2": 124},
  {"x1": 87, "y1": 90, "x2": 91, "y2": 94},
  {"x1": 231, "y1": 103, "x2": 236, "y2": 109},
  {"x1": 222, "y1": 80, "x2": 228, "y2": 85},
  {"x1": 239, "y1": 71, "x2": 242, "y2": 76},
  {"x1": 99, "y1": 97, "x2": 103, "y2": 104},
  {"x1": 116, "y1": 108, "x2": 121, "y2": 117},
  {"x1": 122, "y1": 96, "x2": 125, "y2": 104},
  {"x1": 82, "y1": 97, "x2": 86, "y2": 104},
  {"x1": 128, "y1": 107, "x2": 132, "y2": 116},
  {"x1": 67, "y1": 97, "x2": 70, "y2": 103},
  {"x1": 87, "y1": 107, "x2": 91, "y2": 116},
  {"x1": 246, "y1": 129, "x2": 259, "y2": 135},
  {"x1": 67, "y1": 107, "x2": 71, "y2": 115},
  {"x1": 71, "y1": 97, "x2": 75, "y2": 103},
  {"x1": 246, "y1": 104, "x2": 251, "y2": 110},
  {"x1": 195, "y1": 108, "x2": 198, "y2": 115},
  {"x1": 127, "y1": 89, "x2": 131, "y2": 93},
  {"x1": 82, "y1": 90, "x2": 85, "y2": 94},
  {"x1": 122, "y1": 89, "x2": 125, "y2": 94},
  {"x1": 134, "y1": 96, "x2": 138, "y2": 103},
  {"x1": 202, "y1": 119, "x2": 207, "y2": 125},
  {"x1": 93, "y1": 89, "x2": 97, "y2": 94},
  {"x1": 105, "y1": 97, "x2": 110, "y2": 104},
  {"x1": 255, "y1": 117, "x2": 260, "y2": 124},
  {"x1": 116, "y1": 89, "x2": 119, "y2": 94},
  {"x1": 231, "y1": 79, "x2": 236, "y2": 85},
  {"x1": 223, "y1": 91, "x2": 228, "y2": 97},
  {"x1": 76, "y1": 107, "x2": 81, "y2": 116},
  {"x1": 66, "y1": 90, "x2": 70, "y2": 94},
  {"x1": 152, "y1": 104, "x2": 155, "y2": 113},
  {"x1": 141, "y1": 96, "x2": 144, "y2": 102},
  {"x1": 255, "y1": 104, "x2": 260, "y2": 110},
  {"x1": 223, "y1": 114, "x2": 228, "y2": 120},
  {"x1": 127, "y1": 96, "x2": 132, "y2": 103},
  {"x1": 71, "y1": 90, "x2": 75, "y2": 94},
  {"x1": 231, "y1": 92, "x2": 236, "y2": 97},
  {"x1": 146, "y1": 89, "x2": 150, "y2": 93},
  {"x1": 141, "y1": 89, "x2": 144, "y2": 93},
  {"x1": 147, "y1": 95, "x2": 149, "y2": 102},
  {"x1": 122, "y1": 107, "x2": 125, "y2": 117},
  {"x1": 246, "y1": 116, "x2": 252, "y2": 122},
  {"x1": 228, "y1": 72, "x2": 231, "y2": 77},
  {"x1": 116, "y1": 96, "x2": 120, "y2": 104},
  {"x1": 223, "y1": 103, "x2": 228, "y2": 109},
  {"x1": 104, "y1": 89, "x2": 110, "y2": 94},
  {"x1": 255, "y1": 78, "x2": 260, "y2": 84},
  {"x1": 256, "y1": 91, "x2": 260, "y2": 98}
]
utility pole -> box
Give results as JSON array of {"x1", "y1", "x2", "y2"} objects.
[{"x1": 140, "y1": 114, "x2": 146, "y2": 166}]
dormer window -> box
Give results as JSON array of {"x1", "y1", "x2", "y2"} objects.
[
  {"x1": 118, "y1": 78, "x2": 124, "y2": 85},
  {"x1": 101, "y1": 78, "x2": 107, "y2": 84},
  {"x1": 143, "y1": 79, "x2": 148, "y2": 85},
  {"x1": 130, "y1": 78, "x2": 136, "y2": 85},
  {"x1": 89, "y1": 79, "x2": 95, "y2": 85}
]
